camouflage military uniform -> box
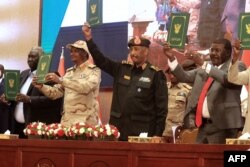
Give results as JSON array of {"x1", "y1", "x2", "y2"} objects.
[
  {"x1": 163, "y1": 82, "x2": 192, "y2": 137},
  {"x1": 40, "y1": 61, "x2": 101, "y2": 127}
]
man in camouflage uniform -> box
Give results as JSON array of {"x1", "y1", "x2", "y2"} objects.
[
  {"x1": 33, "y1": 40, "x2": 101, "y2": 127},
  {"x1": 163, "y1": 59, "x2": 195, "y2": 142}
]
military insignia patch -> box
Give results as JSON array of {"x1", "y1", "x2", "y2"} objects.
[
  {"x1": 124, "y1": 75, "x2": 130, "y2": 80},
  {"x1": 134, "y1": 36, "x2": 141, "y2": 45},
  {"x1": 139, "y1": 77, "x2": 151, "y2": 82}
]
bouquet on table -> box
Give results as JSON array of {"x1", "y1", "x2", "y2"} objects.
[
  {"x1": 93, "y1": 124, "x2": 120, "y2": 141},
  {"x1": 66, "y1": 122, "x2": 94, "y2": 140},
  {"x1": 23, "y1": 121, "x2": 46, "y2": 139},
  {"x1": 45, "y1": 123, "x2": 67, "y2": 140}
]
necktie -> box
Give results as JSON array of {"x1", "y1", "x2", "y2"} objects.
[{"x1": 196, "y1": 77, "x2": 214, "y2": 127}]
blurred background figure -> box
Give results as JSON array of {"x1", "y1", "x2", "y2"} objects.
[
  {"x1": 163, "y1": 59, "x2": 196, "y2": 143},
  {"x1": 0, "y1": 64, "x2": 11, "y2": 134}
]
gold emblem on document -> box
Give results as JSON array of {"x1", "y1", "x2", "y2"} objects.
[
  {"x1": 8, "y1": 79, "x2": 14, "y2": 88},
  {"x1": 91, "y1": 4, "x2": 97, "y2": 14},
  {"x1": 246, "y1": 24, "x2": 250, "y2": 34},
  {"x1": 174, "y1": 24, "x2": 181, "y2": 34},
  {"x1": 41, "y1": 62, "x2": 47, "y2": 71}
]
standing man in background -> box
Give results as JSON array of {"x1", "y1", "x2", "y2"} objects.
[
  {"x1": 82, "y1": 23, "x2": 167, "y2": 142},
  {"x1": 0, "y1": 64, "x2": 11, "y2": 133},
  {"x1": 163, "y1": 60, "x2": 195, "y2": 143}
]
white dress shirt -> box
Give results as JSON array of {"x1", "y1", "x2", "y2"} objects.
[{"x1": 14, "y1": 71, "x2": 36, "y2": 123}]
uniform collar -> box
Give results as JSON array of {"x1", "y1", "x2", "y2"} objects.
[
  {"x1": 167, "y1": 82, "x2": 183, "y2": 89},
  {"x1": 133, "y1": 62, "x2": 148, "y2": 71},
  {"x1": 73, "y1": 61, "x2": 89, "y2": 70}
]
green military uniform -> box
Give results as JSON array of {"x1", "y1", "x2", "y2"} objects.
[
  {"x1": 40, "y1": 61, "x2": 101, "y2": 127},
  {"x1": 163, "y1": 82, "x2": 192, "y2": 137}
]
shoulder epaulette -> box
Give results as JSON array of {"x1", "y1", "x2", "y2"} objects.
[
  {"x1": 150, "y1": 65, "x2": 161, "y2": 71},
  {"x1": 122, "y1": 60, "x2": 133, "y2": 65},
  {"x1": 66, "y1": 67, "x2": 74, "y2": 72},
  {"x1": 87, "y1": 64, "x2": 97, "y2": 68},
  {"x1": 182, "y1": 83, "x2": 192, "y2": 90}
]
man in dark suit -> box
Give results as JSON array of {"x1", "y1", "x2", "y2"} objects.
[
  {"x1": 0, "y1": 64, "x2": 11, "y2": 133},
  {"x1": 163, "y1": 38, "x2": 246, "y2": 144},
  {"x1": 9, "y1": 47, "x2": 62, "y2": 138}
]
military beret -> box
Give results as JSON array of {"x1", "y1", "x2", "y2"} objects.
[{"x1": 128, "y1": 36, "x2": 151, "y2": 48}]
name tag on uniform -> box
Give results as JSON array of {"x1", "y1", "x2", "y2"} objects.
[
  {"x1": 80, "y1": 74, "x2": 87, "y2": 78},
  {"x1": 139, "y1": 77, "x2": 151, "y2": 83},
  {"x1": 124, "y1": 75, "x2": 130, "y2": 80}
]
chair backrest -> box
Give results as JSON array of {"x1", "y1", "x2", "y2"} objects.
[{"x1": 175, "y1": 127, "x2": 198, "y2": 144}]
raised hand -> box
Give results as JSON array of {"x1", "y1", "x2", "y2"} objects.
[
  {"x1": 45, "y1": 73, "x2": 61, "y2": 84},
  {"x1": 32, "y1": 75, "x2": 43, "y2": 89},
  {"x1": 190, "y1": 51, "x2": 204, "y2": 67},
  {"x1": 162, "y1": 43, "x2": 175, "y2": 62},
  {"x1": 82, "y1": 22, "x2": 92, "y2": 41},
  {"x1": 231, "y1": 39, "x2": 241, "y2": 64}
]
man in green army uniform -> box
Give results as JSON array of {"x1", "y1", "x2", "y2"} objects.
[{"x1": 163, "y1": 59, "x2": 196, "y2": 143}]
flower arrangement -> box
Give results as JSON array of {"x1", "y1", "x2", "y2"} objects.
[
  {"x1": 93, "y1": 124, "x2": 120, "y2": 141},
  {"x1": 23, "y1": 122, "x2": 120, "y2": 141},
  {"x1": 45, "y1": 123, "x2": 67, "y2": 140},
  {"x1": 23, "y1": 122, "x2": 46, "y2": 138},
  {"x1": 66, "y1": 122, "x2": 94, "y2": 140}
]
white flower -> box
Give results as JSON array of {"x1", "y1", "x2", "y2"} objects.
[
  {"x1": 106, "y1": 130, "x2": 112, "y2": 136},
  {"x1": 79, "y1": 128, "x2": 85, "y2": 134},
  {"x1": 93, "y1": 131, "x2": 98, "y2": 137},
  {"x1": 37, "y1": 130, "x2": 42, "y2": 135},
  {"x1": 99, "y1": 128, "x2": 104, "y2": 133}
]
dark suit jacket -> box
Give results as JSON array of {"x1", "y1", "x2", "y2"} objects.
[
  {"x1": 172, "y1": 59, "x2": 246, "y2": 129},
  {"x1": 10, "y1": 69, "x2": 62, "y2": 131},
  {"x1": 0, "y1": 78, "x2": 11, "y2": 133}
]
